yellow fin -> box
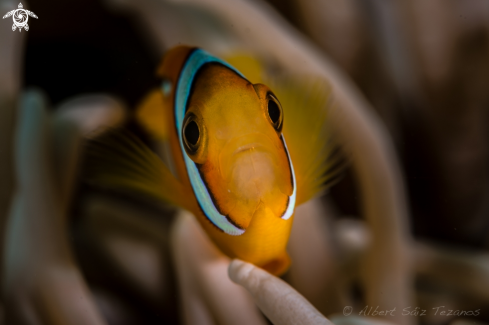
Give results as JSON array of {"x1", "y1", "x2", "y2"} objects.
[
  {"x1": 267, "y1": 76, "x2": 345, "y2": 205},
  {"x1": 223, "y1": 53, "x2": 263, "y2": 84},
  {"x1": 135, "y1": 89, "x2": 169, "y2": 141},
  {"x1": 86, "y1": 130, "x2": 188, "y2": 209}
]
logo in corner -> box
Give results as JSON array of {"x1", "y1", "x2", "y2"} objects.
[
  {"x1": 2, "y1": 3, "x2": 37, "y2": 32},
  {"x1": 343, "y1": 306, "x2": 353, "y2": 316}
]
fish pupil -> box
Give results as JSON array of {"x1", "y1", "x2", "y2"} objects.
[
  {"x1": 268, "y1": 99, "x2": 281, "y2": 125},
  {"x1": 185, "y1": 120, "x2": 200, "y2": 146}
]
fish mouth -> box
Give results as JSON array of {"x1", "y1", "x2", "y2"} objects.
[
  {"x1": 233, "y1": 143, "x2": 264, "y2": 155},
  {"x1": 223, "y1": 133, "x2": 276, "y2": 156},
  {"x1": 220, "y1": 133, "x2": 277, "y2": 184}
]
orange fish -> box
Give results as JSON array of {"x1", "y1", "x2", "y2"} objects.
[{"x1": 88, "y1": 46, "x2": 341, "y2": 275}]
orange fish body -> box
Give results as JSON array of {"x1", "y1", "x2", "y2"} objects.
[
  {"x1": 152, "y1": 46, "x2": 295, "y2": 274},
  {"x1": 89, "y1": 46, "x2": 338, "y2": 276}
]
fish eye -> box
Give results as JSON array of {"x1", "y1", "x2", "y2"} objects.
[
  {"x1": 185, "y1": 121, "x2": 199, "y2": 145},
  {"x1": 267, "y1": 93, "x2": 283, "y2": 132},
  {"x1": 183, "y1": 114, "x2": 200, "y2": 152}
]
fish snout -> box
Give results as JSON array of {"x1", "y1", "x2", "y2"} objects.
[{"x1": 217, "y1": 133, "x2": 292, "y2": 225}]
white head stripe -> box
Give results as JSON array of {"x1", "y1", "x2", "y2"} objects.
[{"x1": 280, "y1": 135, "x2": 296, "y2": 220}]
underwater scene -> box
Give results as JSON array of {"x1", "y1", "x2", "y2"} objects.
[{"x1": 1, "y1": 0, "x2": 489, "y2": 324}]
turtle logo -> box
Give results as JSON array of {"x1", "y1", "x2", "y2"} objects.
[{"x1": 2, "y1": 3, "x2": 37, "y2": 32}]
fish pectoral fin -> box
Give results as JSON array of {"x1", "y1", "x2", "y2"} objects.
[
  {"x1": 85, "y1": 129, "x2": 188, "y2": 209},
  {"x1": 266, "y1": 76, "x2": 346, "y2": 206}
]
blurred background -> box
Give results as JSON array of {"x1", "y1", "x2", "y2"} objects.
[{"x1": 1, "y1": 0, "x2": 489, "y2": 324}]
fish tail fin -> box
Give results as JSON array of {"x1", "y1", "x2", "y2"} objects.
[{"x1": 85, "y1": 129, "x2": 188, "y2": 209}]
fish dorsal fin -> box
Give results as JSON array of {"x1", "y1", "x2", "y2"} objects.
[
  {"x1": 135, "y1": 89, "x2": 169, "y2": 142},
  {"x1": 222, "y1": 53, "x2": 263, "y2": 84},
  {"x1": 267, "y1": 76, "x2": 345, "y2": 205},
  {"x1": 86, "y1": 129, "x2": 189, "y2": 209}
]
